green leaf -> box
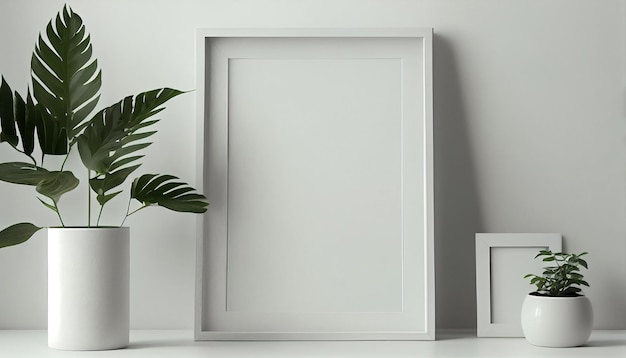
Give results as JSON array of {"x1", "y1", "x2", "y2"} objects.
[
  {"x1": 34, "y1": 106, "x2": 68, "y2": 155},
  {"x1": 37, "y1": 197, "x2": 58, "y2": 213},
  {"x1": 107, "y1": 143, "x2": 152, "y2": 165},
  {"x1": 0, "y1": 81, "x2": 39, "y2": 162},
  {"x1": 31, "y1": 5, "x2": 101, "y2": 149},
  {"x1": 108, "y1": 155, "x2": 144, "y2": 173},
  {"x1": 77, "y1": 88, "x2": 184, "y2": 174},
  {"x1": 35, "y1": 171, "x2": 79, "y2": 203},
  {"x1": 131, "y1": 174, "x2": 208, "y2": 213},
  {"x1": 0, "y1": 77, "x2": 18, "y2": 146},
  {"x1": 530, "y1": 249, "x2": 590, "y2": 296},
  {"x1": 96, "y1": 190, "x2": 122, "y2": 206},
  {"x1": 535, "y1": 249, "x2": 552, "y2": 257},
  {"x1": 0, "y1": 223, "x2": 42, "y2": 249},
  {"x1": 562, "y1": 287, "x2": 582, "y2": 296},
  {"x1": 530, "y1": 277, "x2": 541, "y2": 285},
  {"x1": 76, "y1": 88, "x2": 186, "y2": 210},
  {"x1": 0, "y1": 162, "x2": 50, "y2": 185},
  {"x1": 136, "y1": 174, "x2": 176, "y2": 194},
  {"x1": 76, "y1": 134, "x2": 111, "y2": 173},
  {"x1": 16, "y1": 91, "x2": 38, "y2": 156},
  {"x1": 89, "y1": 164, "x2": 140, "y2": 196}
]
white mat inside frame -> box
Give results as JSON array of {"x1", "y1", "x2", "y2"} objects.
[{"x1": 195, "y1": 28, "x2": 435, "y2": 341}]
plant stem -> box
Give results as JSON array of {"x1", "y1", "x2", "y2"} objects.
[
  {"x1": 12, "y1": 145, "x2": 37, "y2": 166},
  {"x1": 87, "y1": 169, "x2": 91, "y2": 227},
  {"x1": 96, "y1": 205, "x2": 104, "y2": 227},
  {"x1": 27, "y1": 154, "x2": 36, "y2": 166},
  {"x1": 121, "y1": 204, "x2": 147, "y2": 226},
  {"x1": 60, "y1": 152, "x2": 70, "y2": 171},
  {"x1": 54, "y1": 201, "x2": 65, "y2": 227},
  {"x1": 127, "y1": 205, "x2": 147, "y2": 217},
  {"x1": 120, "y1": 196, "x2": 133, "y2": 227}
]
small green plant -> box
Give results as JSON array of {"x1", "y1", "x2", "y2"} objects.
[
  {"x1": 0, "y1": 6, "x2": 208, "y2": 248},
  {"x1": 524, "y1": 250, "x2": 589, "y2": 297}
]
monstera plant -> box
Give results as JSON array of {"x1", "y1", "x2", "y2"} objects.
[{"x1": 0, "y1": 6, "x2": 208, "y2": 248}]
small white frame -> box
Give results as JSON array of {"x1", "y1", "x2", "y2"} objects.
[
  {"x1": 194, "y1": 28, "x2": 435, "y2": 341},
  {"x1": 475, "y1": 233, "x2": 562, "y2": 337}
]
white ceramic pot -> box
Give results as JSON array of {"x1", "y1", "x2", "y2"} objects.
[
  {"x1": 48, "y1": 227, "x2": 130, "y2": 350},
  {"x1": 521, "y1": 293, "x2": 593, "y2": 347}
]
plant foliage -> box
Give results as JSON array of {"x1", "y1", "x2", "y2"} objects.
[
  {"x1": 524, "y1": 250, "x2": 589, "y2": 297},
  {"x1": 0, "y1": 5, "x2": 208, "y2": 248},
  {"x1": 131, "y1": 174, "x2": 209, "y2": 214}
]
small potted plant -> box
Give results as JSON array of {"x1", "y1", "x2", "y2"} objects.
[
  {"x1": 0, "y1": 6, "x2": 207, "y2": 350},
  {"x1": 522, "y1": 249, "x2": 593, "y2": 347}
]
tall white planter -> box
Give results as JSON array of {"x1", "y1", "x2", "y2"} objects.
[{"x1": 48, "y1": 227, "x2": 130, "y2": 350}]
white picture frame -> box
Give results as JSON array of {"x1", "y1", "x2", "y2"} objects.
[
  {"x1": 475, "y1": 233, "x2": 562, "y2": 337},
  {"x1": 194, "y1": 28, "x2": 434, "y2": 341}
]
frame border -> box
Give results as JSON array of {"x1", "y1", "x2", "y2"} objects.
[
  {"x1": 194, "y1": 28, "x2": 434, "y2": 341},
  {"x1": 475, "y1": 233, "x2": 562, "y2": 337}
]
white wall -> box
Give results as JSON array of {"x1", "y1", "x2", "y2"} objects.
[{"x1": 0, "y1": 0, "x2": 624, "y2": 330}]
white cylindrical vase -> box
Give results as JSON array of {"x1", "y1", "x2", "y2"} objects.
[{"x1": 48, "y1": 227, "x2": 130, "y2": 350}]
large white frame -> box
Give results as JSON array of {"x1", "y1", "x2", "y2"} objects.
[
  {"x1": 475, "y1": 233, "x2": 562, "y2": 337},
  {"x1": 195, "y1": 28, "x2": 434, "y2": 341}
]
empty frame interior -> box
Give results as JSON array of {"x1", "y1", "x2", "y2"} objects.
[{"x1": 196, "y1": 29, "x2": 433, "y2": 340}]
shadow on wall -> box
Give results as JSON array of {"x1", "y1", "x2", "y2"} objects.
[{"x1": 433, "y1": 34, "x2": 484, "y2": 331}]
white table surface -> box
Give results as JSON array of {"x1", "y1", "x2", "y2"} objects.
[{"x1": 1, "y1": 330, "x2": 625, "y2": 357}]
